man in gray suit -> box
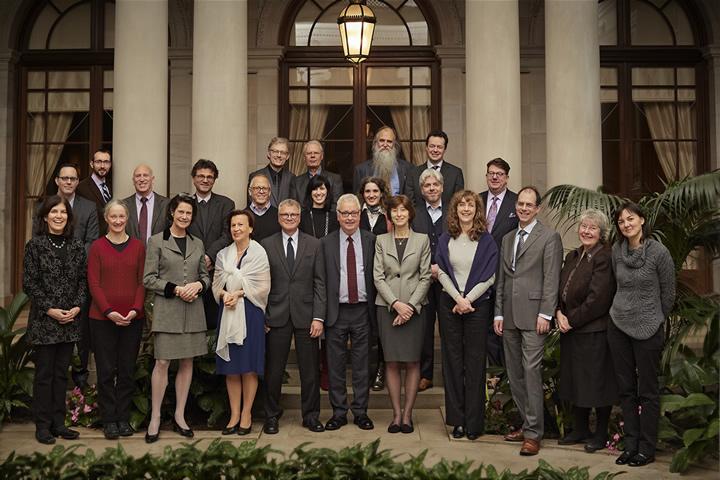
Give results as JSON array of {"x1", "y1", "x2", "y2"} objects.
[
  {"x1": 405, "y1": 130, "x2": 464, "y2": 207},
  {"x1": 289, "y1": 140, "x2": 344, "y2": 211},
  {"x1": 261, "y1": 199, "x2": 326, "y2": 434},
  {"x1": 122, "y1": 164, "x2": 169, "y2": 243},
  {"x1": 352, "y1": 126, "x2": 412, "y2": 195},
  {"x1": 494, "y1": 186, "x2": 562, "y2": 456},
  {"x1": 321, "y1": 194, "x2": 376, "y2": 431},
  {"x1": 247, "y1": 137, "x2": 295, "y2": 208}
]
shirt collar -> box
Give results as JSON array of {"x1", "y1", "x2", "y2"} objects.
[
  {"x1": 91, "y1": 173, "x2": 106, "y2": 188},
  {"x1": 518, "y1": 219, "x2": 538, "y2": 235},
  {"x1": 426, "y1": 201, "x2": 442, "y2": 211},
  {"x1": 282, "y1": 229, "x2": 299, "y2": 245},
  {"x1": 250, "y1": 202, "x2": 269, "y2": 216},
  {"x1": 195, "y1": 191, "x2": 212, "y2": 203},
  {"x1": 489, "y1": 188, "x2": 507, "y2": 203},
  {"x1": 136, "y1": 191, "x2": 155, "y2": 202},
  {"x1": 427, "y1": 160, "x2": 443, "y2": 170}
]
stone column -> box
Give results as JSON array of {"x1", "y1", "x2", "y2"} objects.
[
  {"x1": 466, "y1": 0, "x2": 522, "y2": 192},
  {"x1": 545, "y1": 0, "x2": 602, "y2": 190},
  {"x1": 113, "y1": 0, "x2": 168, "y2": 197},
  {"x1": 192, "y1": 0, "x2": 247, "y2": 207}
]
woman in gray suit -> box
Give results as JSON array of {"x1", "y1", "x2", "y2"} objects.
[
  {"x1": 143, "y1": 194, "x2": 209, "y2": 443},
  {"x1": 374, "y1": 195, "x2": 432, "y2": 433}
]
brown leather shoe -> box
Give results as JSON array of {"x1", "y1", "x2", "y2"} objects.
[
  {"x1": 418, "y1": 378, "x2": 433, "y2": 391},
  {"x1": 519, "y1": 439, "x2": 540, "y2": 456},
  {"x1": 504, "y1": 429, "x2": 524, "y2": 442}
]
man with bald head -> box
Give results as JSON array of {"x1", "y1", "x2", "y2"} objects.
[
  {"x1": 289, "y1": 140, "x2": 344, "y2": 211},
  {"x1": 122, "y1": 165, "x2": 169, "y2": 243}
]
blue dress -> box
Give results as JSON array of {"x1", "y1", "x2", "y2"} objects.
[{"x1": 215, "y1": 254, "x2": 266, "y2": 376}]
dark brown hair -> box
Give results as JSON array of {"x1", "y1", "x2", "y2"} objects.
[
  {"x1": 167, "y1": 193, "x2": 197, "y2": 226},
  {"x1": 385, "y1": 194, "x2": 415, "y2": 224},
  {"x1": 613, "y1": 201, "x2": 649, "y2": 242},
  {"x1": 226, "y1": 209, "x2": 256, "y2": 238},
  {"x1": 446, "y1": 190, "x2": 487, "y2": 241},
  {"x1": 35, "y1": 195, "x2": 75, "y2": 238},
  {"x1": 486, "y1": 157, "x2": 510, "y2": 174}
]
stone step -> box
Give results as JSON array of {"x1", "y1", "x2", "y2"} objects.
[
  {"x1": 283, "y1": 364, "x2": 445, "y2": 387},
  {"x1": 278, "y1": 384, "x2": 446, "y2": 410}
]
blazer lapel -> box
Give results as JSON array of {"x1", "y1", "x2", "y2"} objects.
[
  {"x1": 291, "y1": 233, "x2": 307, "y2": 278},
  {"x1": 275, "y1": 234, "x2": 292, "y2": 277},
  {"x1": 150, "y1": 196, "x2": 163, "y2": 231},
  {"x1": 495, "y1": 194, "x2": 515, "y2": 232},
  {"x1": 185, "y1": 235, "x2": 199, "y2": 259},
  {"x1": 165, "y1": 235, "x2": 183, "y2": 256},
  {"x1": 517, "y1": 222, "x2": 544, "y2": 261}
]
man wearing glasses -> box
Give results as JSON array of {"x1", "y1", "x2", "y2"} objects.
[
  {"x1": 261, "y1": 199, "x2": 326, "y2": 435},
  {"x1": 247, "y1": 174, "x2": 280, "y2": 241},
  {"x1": 248, "y1": 137, "x2": 295, "y2": 208},
  {"x1": 480, "y1": 157, "x2": 519, "y2": 367},
  {"x1": 77, "y1": 149, "x2": 112, "y2": 234}
]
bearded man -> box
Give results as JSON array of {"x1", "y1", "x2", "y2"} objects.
[{"x1": 352, "y1": 126, "x2": 413, "y2": 196}]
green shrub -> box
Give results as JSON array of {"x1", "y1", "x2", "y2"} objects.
[{"x1": 0, "y1": 293, "x2": 32, "y2": 425}]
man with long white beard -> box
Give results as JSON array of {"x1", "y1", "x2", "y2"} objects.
[{"x1": 352, "y1": 126, "x2": 413, "y2": 196}]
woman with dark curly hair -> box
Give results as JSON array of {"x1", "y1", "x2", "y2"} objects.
[
  {"x1": 436, "y1": 190, "x2": 497, "y2": 440},
  {"x1": 299, "y1": 175, "x2": 339, "y2": 238},
  {"x1": 358, "y1": 177, "x2": 390, "y2": 236},
  {"x1": 23, "y1": 195, "x2": 87, "y2": 444}
]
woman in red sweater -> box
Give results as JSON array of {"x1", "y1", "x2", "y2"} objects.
[{"x1": 87, "y1": 199, "x2": 146, "y2": 440}]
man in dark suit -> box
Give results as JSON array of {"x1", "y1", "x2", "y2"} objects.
[
  {"x1": 411, "y1": 168, "x2": 448, "y2": 391},
  {"x1": 352, "y1": 126, "x2": 413, "y2": 196},
  {"x1": 405, "y1": 130, "x2": 464, "y2": 207},
  {"x1": 261, "y1": 199, "x2": 326, "y2": 434},
  {"x1": 248, "y1": 173, "x2": 281, "y2": 241},
  {"x1": 122, "y1": 164, "x2": 169, "y2": 243},
  {"x1": 321, "y1": 194, "x2": 376, "y2": 431},
  {"x1": 247, "y1": 137, "x2": 294, "y2": 208},
  {"x1": 187, "y1": 159, "x2": 235, "y2": 330},
  {"x1": 289, "y1": 140, "x2": 343, "y2": 210},
  {"x1": 494, "y1": 186, "x2": 563, "y2": 456},
  {"x1": 480, "y1": 157, "x2": 519, "y2": 367},
  {"x1": 76, "y1": 149, "x2": 112, "y2": 235}
]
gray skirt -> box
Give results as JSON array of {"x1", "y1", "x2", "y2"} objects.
[
  {"x1": 154, "y1": 331, "x2": 207, "y2": 360},
  {"x1": 377, "y1": 306, "x2": 425, "y2": 362}
]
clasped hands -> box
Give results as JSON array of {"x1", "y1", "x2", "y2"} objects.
[
  {"x1": 222, "y1": 288, "x2": 244, "y2": 309},
  {"x1": 107, "y1": 310, "x2": 137, "y2": 326},
  {"x1": 175, "y1": 282, "x2": 203, "y2": 302},
  {"x1": 47, "y1": 307, "x2": 80, "y2": 324},
  {"x1": 392, "y1": 301, "x2": 414, "y2": 326},
  {"x1": 452, "y1": 295, "x2": 475, "y2": 315},
  {"x1": 556, "y1": 310, "x2": 573, "y2": 333}
]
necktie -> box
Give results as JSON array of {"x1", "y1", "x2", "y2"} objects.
[
  {"x1": 138, "y1": 197, "x2": 149, "y2": 245},
  {"x1": 431, "y1": 165, "x2": 440, "y2": 171},
  {"x1": 487, "y1": 196, "x2": 498, "y2": 232},
  {"x1": 347, "y1": 237, "x2": 358, "y2": 304},
  {"x1": 513, "y1": 229, "x2": 527, "y2": 271},
  {"x1": 286, "y1": 237, "x2": 295, "y2": 272},
  {"x1": 100, "y1": 182, "x2": 111, "y2": 203}
]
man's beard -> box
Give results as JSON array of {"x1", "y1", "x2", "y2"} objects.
[{"x1": 372, "y1": 146, "x2": 397, "y2": 187}]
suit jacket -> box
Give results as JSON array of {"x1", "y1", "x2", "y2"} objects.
[
  {"x1": 122, "y1": 192, "x2": 170, "y2": 241},
  {"x1": 289, "y1": 169, "x2": 344, "y2": 211},
  {"x1": 481, "y1": 189, "x2": 519, "y2": 249},
  {"x1": 187, "y1": 193, "x2": 235, "y2": 262},
  {"x1": 77, "y1": 176, "x2": 110, "y2": 234},
  {"x1": 359, "y1": 210, "x2": 388, "y2": 235},
  {"x1": 405, "y1": 161, "x2": 465, "y2": 207},
  {"x1": 352, "y1": 158, "x2": 413, "y2": 196},
  {"x1": 321, "y1": 229, "x2": 376, "y2": 328},
  {"x1": 494, "y1": 221, "x2": 563, "y2": 330},
  {"x1": 557, "y1": 245, "x2": 615, "y2": 333},
  {"x1": 411, "y1": 201, "x2": 448, "y2": 263},
  {"x1": 143, "y1": 230, "x2": 209, "y2": 334},
  {"x1": 373, "y1": 230, "x2": 432, "y2": 313},
  {"x1": 248, "y1": 165, "x2": 294, "y2": 208},
  {"x1": 260, "y1": 231, "x2": 326, "y2": 329}
]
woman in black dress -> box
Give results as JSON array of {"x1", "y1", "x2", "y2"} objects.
[
  {"x1": 358, "y1": 177, "x2": 390, "y2": 236},
  {"x1": 299, "y1": 174, "x2": 339, "y2": 238}
]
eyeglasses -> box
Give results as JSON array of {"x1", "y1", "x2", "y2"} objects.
[
  {"x1": 251, "y1": 186, "x2": 269, "y2": 192},
  {"x1": 194, "y1": 174, "x2": 215, "y2": 181},
  {"x1": 93, "y1": 159, "x2": 111, "y2": 165},
  {"x1": 57, "y1": 176, "x2": 79, "y2": 182},
  {"x1": 338, "y1": 211, "x2": 360, "y2": 218},
  {"x1": 486, "y1": 171, "x2": 506, "y2": 178},
  {"x1": 269, "y1": 149, "x2": 289, "y2": 156},
  {"x1": 516, "y1": 202, "x2": 537, "y2": 209},
  {"x1": 279, "y1": 212, "x2": 300, "y2": 219}
]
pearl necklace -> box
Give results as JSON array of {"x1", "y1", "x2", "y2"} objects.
[{"x1": 47, "y1": 236, "x2": 66, "y2": 249}]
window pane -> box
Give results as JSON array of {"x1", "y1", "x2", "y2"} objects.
[
  {"x1": 635, "y1": 102, "x2": 676, "y2": 139},
  {"x1": 371, "y1": 2, "x2": 410, "y2": 46},
  {"x1": 309, "y1": 67, "x2": 353, "y2": 87},
  {"x1": 412, "y1": 67, "x2": 431, "y2": 86},
  {"x1": 601, "y1": 103, "x2": 619, "y2": 139},
  {"x1": 103, "y1": 92, "x2": 113, "y2": 110},
  {"x1": 598, "y1": 0, "x2": 617, "y2": 46},
  {"x1": 103, "y1": 108, "x2": 113, "y2": 142},
  {"x1": 48, "y1": 2, "x2": 91, "y2": 49},
  {"x1": 310, "y1": 88, "x2": 352, "y2": 105},
  {"x1": 630, "y1": 0, "x2": 674, "y2": 46},
  {"x1": 412, "y1": 106, "x2": 430, "y2": 140},
  {"x1": 66, "y1": 112, "x2": 90, "y2": 142},
  {"x1": 632, "y1": 68, "x2": 674, "y2": 86},
  {"x1": 677, "y1": 68, "x2": 695, "y2": 86},
  {"x1": 678, "y1": 89, "x2": 695, "y2": 101},
  {"x1": 632, "y1": 88, "x2": 674, "y2": 102},
  {"x1": 28, "y1": 72, "x2": 45, "y2": 89},
  {"x1": 48, "y1": 92, "x2": 90, "y2": 112},
  {"x1": 413, "y1": 88, "x2": 431, "y2": 106},
  {"x1": 290, "y1": 89, "x2": 307, "y2": 105},
  {"x1": 678, "y1": 141, "x2": 696, "y2": 177},
  {"x1": 309, "y1": 9, "x2": 343, "y2": 47},
  {"x1": 49, "y1": 71, "x2": 90, "y2": 89},
  {"x1": 663, "y1": 1, "x2": 694, "y2": 46},
  {"x1": 322, "y1": 141, "x2": 354, "y2": 189},
  {"x1": 28, "y1": 93, "x2": 45, "y2": 113},
  {"x1": 600, "y1": 67, "x2": 617, "y2": 87},
  {"x1": 26, "y1": 113, "x2": 44, "y2": 142},
  {"x1": 367, "y1": 88, "x2": 409, "y2": 106},
  {"x1": 367, "y1": 67, "x2": 409, "y2": 86},
  {"x1": 400, "y1": 1, "x2": 429, "y2": 45},
  {"x1": 28, "y1": 5, "x2": 58, "y2": 49},
  {"x1": 601, "y1": 88, "x2": 618, "y2": 102},
  {"x1": 103, "y1": 69, "x2": 114, "y2": 88},
  {"x1": 290, "y1": 67, "x2": 309, "y2": 87}
]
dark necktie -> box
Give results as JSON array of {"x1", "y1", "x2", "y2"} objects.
[
  {"x1": 347, "y1": 237, "x2": 358, "y2": 304},
  {"x1": 138, "y1": 197, "x2": 149, "y2": 244},
  {"x1": 100, "y1": 182, "x2": 111, "y2": 203},
  {"x1": 431, "y1": 165, "x2": 440, "y2": 170},
  {"x1": 286, "y1": 237, "x2": 295, "y2": 272},
  {"x1": 513, "y1": 229, "x2": 527, "y2": 271}
]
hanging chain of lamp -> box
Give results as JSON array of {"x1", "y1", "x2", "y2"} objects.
[{"x1": 337, "y1": 0, "x2": 377, "y2": 64}]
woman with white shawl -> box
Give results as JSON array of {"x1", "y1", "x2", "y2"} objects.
[{"x1": 212, "y1": 210, "x2": 270, "y2": 435}]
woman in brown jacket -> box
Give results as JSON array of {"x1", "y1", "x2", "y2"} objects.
[{"x1": 556, "y1": 208, "x2": 617, "y2": 452}]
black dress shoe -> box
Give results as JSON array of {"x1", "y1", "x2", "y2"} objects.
[
  {"x1": 615, "y1": 450, "x2": 637, "y2": 465},
  {"x1": 103, "y1": 422, "x2": 120, "y2": 440},
  {"x1": 387, "y1": 422, "x2": 401, "y2": 434},
  {"x1": 237, "y1": 425, "x2": 252, "y2": 435},
  {"x1": 117, "y1": 421, "x2": 134, "y2": 437},
  {"x1": 354, "y1": 414, "x2": 374, "y2": 430},
  {"x1": 325, "y1": 416, "x2": 348, "y2": 431},
  {"x1": 400, "y1": 421, "x2": 414, "y2": 434},
  {"x1": 303, "y1": 418, "x2": 325, "y2": 432},
  {"x1": 35, "y1": 429, "x2": 56, "y2": 445},
  {"x1": 222, "y1": 423, "x2": 239, "y2": 435},
  {"x1": 584, "y1": 437, "x2": 607, "y2": 453},
  {"x1": 628, "y1": 453, "x2": 655, "y2": 467},
  {"x1": 51, "y1": 426, "x2": 80, "y2": 440},
  {"x1": 452, "y1": 425, "x2": 466, "y2": 439},
  {"x1": 263, "y1": 416, "x2": 279, "y2": 434},
  {"x1": 372, "y1": 364, "x2": 385, "y2": 391},
  {"x1": 467, "y1": 432, "x2": 481, "y2": 441},
  {"x1": 172, "y1": 419, "x2": 194, "y2": 438},
  {"x1": 558, "y1": 430, "x2": 590, "y2": 445},
  {"x1": 145, "y1": 430, "x2": 159, "y2": 444}
]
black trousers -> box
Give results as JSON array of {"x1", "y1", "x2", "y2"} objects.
[
  {"x1": 607, "y1": 321, "x2": 664, "y2": 456},
  {"x1": 89, "y1": 318, "x2": 144, "y2": 424},
  {"x1": 485, "y1": 292, "x2": 504, "y2": 366},
  {"x1": 33, "y1": 342, "x2": 74, "y2": 430},
  {"x1": 264, "y1": 321, "x2": 320, "y2": 422},
  {"x1": 438, "y1": 295, "x2": 490, "y2": 434},
  {"x1": 420, "y1": 282, "x2": 442, "y2": 380},
  {"x1": 74, "y1": 300, "x2": 91, "y2": 375},
  {"x1": 326, "y1": 303, "x2": 370, "y2": 417}
]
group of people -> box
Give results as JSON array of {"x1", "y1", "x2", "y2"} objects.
[{"x1": 23, "y1": 127, "x2": 675, "y2": 468}]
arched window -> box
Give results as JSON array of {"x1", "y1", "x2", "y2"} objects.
[
  {"x1": 598, "y1": 0, "x2": 707, "y2": 197},
  {"x1": 281, "y1": 0, "x2": 440, "y2": 190}
]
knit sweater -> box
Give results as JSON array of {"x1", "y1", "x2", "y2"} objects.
[
  {"x1": 87, "y1": 236, "x2": 146, "y2": 320},
  {"x1": 610, "y1": 238, "x2": 675, "y2": 340}
]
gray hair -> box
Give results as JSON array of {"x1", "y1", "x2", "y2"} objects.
[
  {"x1": 267, "y1": 136, "x2": 289, "y2": 150},
  {"x1": 336, "y1": 193, "x2": 361, "y2": 212},
  {"x1": 278, "y1": 198, "x2": 301, "y2": 212},
  {"x1": 304, "y1": 140, "x2": 324, "y2": 154},
  {"x1": 579, "y1": 208, "x2": 610, "y2": 243},
  {"x1": 104, "y1": 199, "x2": 129, "y2": 219},
  {"x1": 249, "y1": 173, "x2": 271, "y2": 188},
  {"x1": 418, "y1": 168, "x2": 444, "y2": 189}
]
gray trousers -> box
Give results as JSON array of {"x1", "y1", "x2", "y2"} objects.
[
  {"x1": 503, "y1": 328, "x2": 546, "y2": 440},
  {"x1": 326, "y1": 303, "x2": 370, "y2": 418}
]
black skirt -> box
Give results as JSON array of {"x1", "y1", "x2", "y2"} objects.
[{"x1": 559, "y1": 330, "x2": 618, "y2": 408}]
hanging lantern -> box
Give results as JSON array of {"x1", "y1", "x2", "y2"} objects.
[{"x1": 337, "y1": 0, "x2": 376, "y2": 64}]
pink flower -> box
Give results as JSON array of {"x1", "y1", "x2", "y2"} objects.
[
  {"x1": 613, "y1": 433, "x2": 620, "y2": 441},
  {"x1": 83, "y1": 404, "x2": 92, "y2": 413},
  {"x1": 71, "y1": 413, "x2": 79, "y2": 422},
  {"x1": 619, "y1": 421, "x2": 624, "y2": 427}
]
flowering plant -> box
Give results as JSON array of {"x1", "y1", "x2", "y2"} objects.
[{"x1": 65, "y1": 384, "x2": 100, "y2": 427}]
